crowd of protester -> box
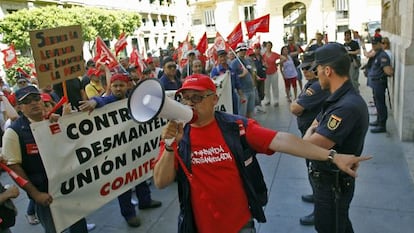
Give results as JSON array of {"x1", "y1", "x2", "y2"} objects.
[{"x1": 0, "y1": 26, "x2": 392, "y2": 232}]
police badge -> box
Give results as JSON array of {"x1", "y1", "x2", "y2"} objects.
[{"x1": 327, "y1": 114, "x2": 342, "y2": 130}]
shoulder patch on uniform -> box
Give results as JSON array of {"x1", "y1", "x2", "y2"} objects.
[
  {"x1": 381, "y1": 58, "x2": 388, "y2": 62},
  {"x1": 327, "y1": 114, "x2": 342, "y2": 130},
  {"x1": 305, "y1": 88, "x2": 315, "y2": 96}
]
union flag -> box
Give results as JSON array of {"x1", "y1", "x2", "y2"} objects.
[
  {"x1": 196, "y1": 32, "x2": 208, "y2": 55},
  {"x1": 93, "y1": 37, "x2": 118, "y2": 69},
  {"x1": 130, "y1": 47, "x2": 146, "y2": 73},
  {"x1": 245, "y1": 14, "x2": 270, "y2": 39},
  {"x1": 226, "y1": 22, "x2": 243, "y2": 50},
  {"x1": 207, "y1": 32, "x2": 228, "y2": 64},
  {"x1": 114, "y1": 32, "x2": 128, "y2": 57},
  {"x1": 1, "y1": 45, "x2": 17, "y2": 68}
]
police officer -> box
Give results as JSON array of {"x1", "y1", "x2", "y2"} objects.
[
  {"x1": 303, "y1": 43, "x2": 369, "y2": 233},
  {"x1": 367, "y1": 36, "x2": 394, "y2": 133},
  {"x1": 290, "y1": 51, "x2": 330, "y2": 226}
]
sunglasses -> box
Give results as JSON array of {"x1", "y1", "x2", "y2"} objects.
[
  {"x1": 18, "y1": 81, "x2": 27, "y2": 84},
  {"x1": 180, "y1": 93, "x2": 215, "y2": 104},
  {"x1": 19, "y1": 94, "x2": 41, "y2": 105}
]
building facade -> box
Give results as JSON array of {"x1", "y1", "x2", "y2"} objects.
[
  {"x1": 188, "y1": 0, "x2": 381, "y2": 48},
  {"x1": 0, "y1": 0, "x2": 191, "y2": 57},
  {"x1": 188, "y1": 0, "x2": 414, "y2": 141}
]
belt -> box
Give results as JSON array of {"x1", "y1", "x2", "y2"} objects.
[{"x1": 309, "y1": 168, "x2": 353, "y2": 184}]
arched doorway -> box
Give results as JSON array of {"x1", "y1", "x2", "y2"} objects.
[{"x1": 283, "y1": 2, "x2": 306, "y2": 45}]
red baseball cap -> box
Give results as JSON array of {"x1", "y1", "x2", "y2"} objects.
[
  {"x1": 41, "y1": 93, "x2": 52, "y2": 102},
  {"x1": 177, "y1": 74, "x2": 216, "y2": 93},
  {"x1": 110, "y1": 73, "x2": 130, "y2": 84},
  {"x1": 87, "y1": 68, "x2": 102, "y2": 77}
]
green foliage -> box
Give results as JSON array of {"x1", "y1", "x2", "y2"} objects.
[
  {"x1": 4, "y1": 56, "x2": 34, "y2": 86},
  {"x1": 0, "y1": 6, "x2": 141, "y2": 51}
]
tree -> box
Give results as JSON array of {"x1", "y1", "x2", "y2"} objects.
[
  {"x1": 0, "y1": 6, "x2": 141, "y2": 52},
  {"x1": 0, "y1": 6, "x2": 141, "y2": 84},
  {"x1": 4, "y1": 56, "x2": 34, "y2": 86}
]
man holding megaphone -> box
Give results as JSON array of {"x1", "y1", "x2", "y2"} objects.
[{"x1": 153, "y1": 74, "x2": 371, "y2": 233}]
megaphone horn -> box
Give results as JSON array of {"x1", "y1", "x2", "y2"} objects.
[{"x1": 127, "y1": 78, "x2": 198, "y2": 124}]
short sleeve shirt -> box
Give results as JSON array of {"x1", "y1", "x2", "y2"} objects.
[
  {"x1": 156, "y1": 118, "x2": 276, "y2": 233},
  {"x1": 367, "y1": 49, "x2": 391, "y2": 78},
  {"x1": 312, "y1": 81, "x2": 369, "y2": 171},
  {"x1": 296, "y1": 79, "x2": 330, "y2": 134},
  {"x1": 262, "y1": 52, "x2": 280, "y2": 74}
]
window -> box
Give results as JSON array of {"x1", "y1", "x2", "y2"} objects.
[
  {"x1": 336, "y1": 0, "x2": 349, "y2": 11},
  {"x1": 244, "y1": 5, "x2": 256, "y2": 21},
  {"x1": 193, "y1": 19, "x2": 202, "y2": 25},
  {"x1": 204, "y1": 9, "x2": 215, "y2": 29},
  {"x1": 336, "y1": 10, "x2": 349, "y2": 19},
  {"x1": 336, "y1": 0, "x2": 349, "y2": 19},
  {"x1": 337, "y1": 25, "x2": 349, "y2": 33}
]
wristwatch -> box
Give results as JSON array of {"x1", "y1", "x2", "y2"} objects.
[{"x1": 327, "y1": 149, "x2": 337, "y2": 163}]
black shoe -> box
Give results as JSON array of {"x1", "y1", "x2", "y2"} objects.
[
  {"x1": 126, "y1": 216, "x2": 141, "y2": 227},
  {"x1": 138, "y1": 200, "x2": 162, "y2": 210},
  {"x1": 370, "y1": 126, "x2": 386, "y2": 133},
  {"x1": 369, "y1": 121, "x2": 379, "y2": 126},
  {"x1": 301, "y1": 194, "x2": 314, "y2": 203},
  {"x1": 300, "y1": 212, "x2": 315, "y2": 226}
]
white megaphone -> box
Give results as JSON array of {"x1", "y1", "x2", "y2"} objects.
[{"x1": 127, "y1": 78, "x2": 198, "y2": 124}]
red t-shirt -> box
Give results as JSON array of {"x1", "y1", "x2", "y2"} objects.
[
  {"x1": 263, "y1": 52, "x2": 280, "y2": 75},
  {"x1": 157, "y1": 118, "x2": 276, "y2": 233}
]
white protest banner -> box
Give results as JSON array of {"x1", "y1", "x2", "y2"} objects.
[
  {"x1": 31, "y1": 72, "x2": 231, "y2": 232},
  {"x1": 213, "y1": 71, "x2": 233, "y2": 113}
]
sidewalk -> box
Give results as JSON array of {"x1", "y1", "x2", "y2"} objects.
[{"x1": 2, "y1": 81, "x2": 414, "y2": 233}]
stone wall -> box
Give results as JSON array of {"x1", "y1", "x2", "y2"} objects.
[{"x1": 384, "y1": 0, "x2": 414, "y2": 141}]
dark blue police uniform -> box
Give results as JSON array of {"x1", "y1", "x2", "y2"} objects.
[
  {"x1": 367, "y1": 49, "x2": 391, "y2": 131},
  {"x1": 296, "y1": 79, "x2": 330, "y2": 135},
  {"x1": 310, "y1": 80, "x2": 369, "y2": 233}
]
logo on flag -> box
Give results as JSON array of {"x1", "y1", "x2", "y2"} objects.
[
  {"x1": 93, "y1": 37, "x2": 118, "y2": 69},
  {"x1": 114, "y1": 32, "x2": 128, "y2": 56},
  {"x1": 1, "y1": 45, "x2": 18, "y2": 68},
  {"x1": 227, "y1": 22, "x2": 243, "y2": 50},
  {"x1": 245, "y1": 14, "x2": 270, "y2": 39}
]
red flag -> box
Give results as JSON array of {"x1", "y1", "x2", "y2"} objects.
[
  {"x1": 1, "y1": 45, "x2": 17, "y2": 68},
  {"x1": 26, "y1": 63, "x2": 37, "y2": 77},
  {"x1": 226, "y1": 22, "x2": 243, "y2": 50},
  {"x1": 196, "y1": 32, "x2": 208, "y2": 55},
  {"x1": 207, "y1": 32, "x2": 228, "y2": 64},
  {"x1": 93, "y1": 37, "x2": 118, "y2": 69},
  {"x1": 130, "y1": 47, "x2": 146, "y2": 73},
  {"x1": 114, "y1": 32, "x2": 128, "y2": 56},
  {"x1": 177, "y1": 34, "x2": 193, "y2": 69},
  {"x1": 16, "y1": 67, "x2": 31, "y2": 79},
  {"x1": 245, "y1": 14, "x2": 270, "y2": 39}
]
